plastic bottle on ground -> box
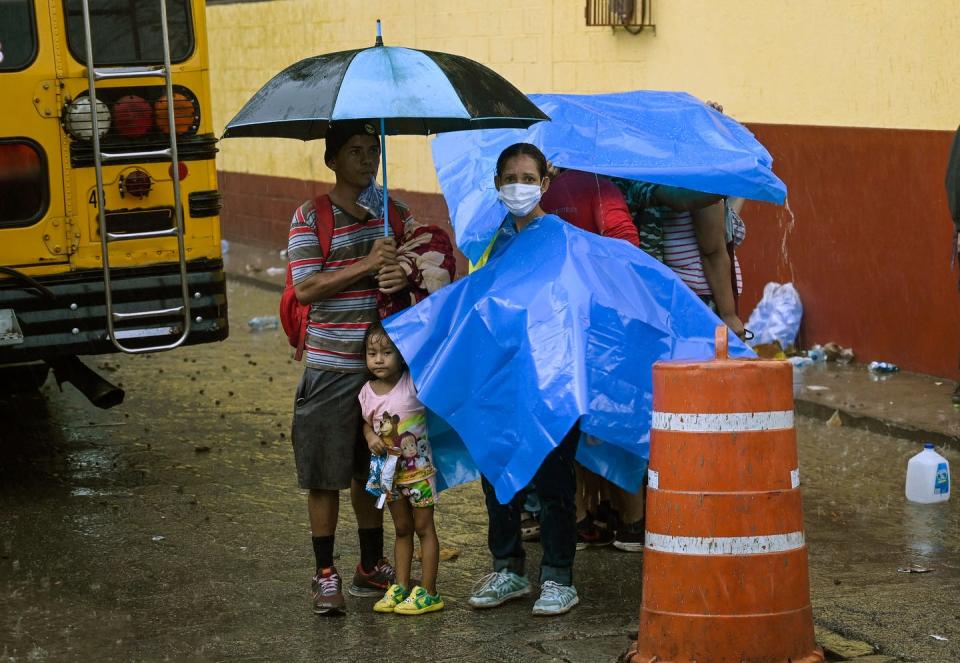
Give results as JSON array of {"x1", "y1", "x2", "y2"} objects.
[
  {"x1": 247, "y1": 315, "x2": 280, "y2": 331},
  {"x1": 905, "y1": 443, "x2": 951, "y2": 503}
]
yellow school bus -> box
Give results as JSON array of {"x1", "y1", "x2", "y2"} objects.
[{"x1": 0, "y1": 0, "x2": 227, "y2": 406}]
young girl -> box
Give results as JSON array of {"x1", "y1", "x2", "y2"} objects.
[{"x1": 358, "y1": 322, "x2": 443, "y2": 615}]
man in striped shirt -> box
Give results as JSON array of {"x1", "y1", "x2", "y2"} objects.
[{"x1": 288, "y1": 121, "x2": 412, "y2": 615}]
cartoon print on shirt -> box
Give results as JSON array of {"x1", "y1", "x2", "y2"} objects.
[
  {"x1": 377, "y1": 412, "x2": 401, "y2": 449},
  {"x1": 416, "y1": 437, "x2": 432, "y2": 469},
  {"x1": 399, "y1": 432, "x2": 419, "y2": 471}
]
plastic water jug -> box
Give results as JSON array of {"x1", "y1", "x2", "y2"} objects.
[{"x1": 905, "y1": 443, "x2": 951, "y2": 503}]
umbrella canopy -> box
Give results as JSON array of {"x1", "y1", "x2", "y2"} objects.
[
  {"x1": 223, "y1": 23, "x2": 548, "y2": 236},
  {"x1": 383, "y1": 215, "x2": 755, "y2": 504},
  {"x1": 431, "y1": 90, "x2": 787, "y2": 262},
  {"x1": 223, "y1": 42, "x2": 548, "y2": 140}
]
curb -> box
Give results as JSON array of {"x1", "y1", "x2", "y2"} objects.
[
  {"x1": 794, "y1": 397, "x2": 960, "y2": 451},
  {"x1": 227, "y1": 271, "x2": 283, "y2": 293}
]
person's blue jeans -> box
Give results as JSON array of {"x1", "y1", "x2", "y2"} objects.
[{"x1": 481, "y1": 428, "x2": 579, "y2": 585}]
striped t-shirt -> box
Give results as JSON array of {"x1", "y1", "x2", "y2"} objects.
[
  {"x1": 659, "y1": 209, "x2": 743, "y2": 297},
  {"x1": 614, "y1": 179, "x2": 745, "y2": 298},
  {"x1": 287, "y1": 196, "x2": 412, "y2": 373}
]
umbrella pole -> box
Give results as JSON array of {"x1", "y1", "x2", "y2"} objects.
[{"x1": 380, "y1": 117, "x2": 389, "y2": 237}]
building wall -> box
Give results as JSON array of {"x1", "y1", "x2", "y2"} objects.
[{"x1": 207, "y1": 0, "x2": 960, "y2": 376}]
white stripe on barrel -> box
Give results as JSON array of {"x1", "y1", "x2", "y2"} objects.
[
  {"x1": 652, "y1": 410, "x2": 794, "y2": 433},
  {"x1": 645, "y1": 531, "x2": 805, "y2": 555}
]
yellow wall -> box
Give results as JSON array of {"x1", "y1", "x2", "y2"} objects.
[{"x1": 208, "y1": 0, "x2": 960, "y2": 194}]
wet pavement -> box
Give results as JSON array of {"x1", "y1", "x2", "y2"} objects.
[{"x1": 1, "y1": 279, "x2": 958, "y2": 662}]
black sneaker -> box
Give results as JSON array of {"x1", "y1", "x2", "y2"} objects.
[
  {"x1": 953, "y1": 383, "x2": 960, "y2": 406},
  {"x1": 576, "y1": 513, "x2": 614, "y2": 550},
  {"x1": 348, "y1": 558, "x2": 396, "y2": 597},
  {"x1": 596, "y1": 499, "x2": 620, "y2": 533},
  {"x1": 613, "y1": 519, "x2": 645, "y2": 552}
]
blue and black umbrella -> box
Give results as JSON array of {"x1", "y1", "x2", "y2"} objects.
[{"x1": 223, "y1": 22, "x2": 548, "y2": 231}]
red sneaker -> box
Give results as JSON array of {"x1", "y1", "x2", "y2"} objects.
[
  {"x1": 312, "y1": 567, "x2": 345, "y2": 615},
  {"x1": 348, "y1": 558, "x2": 396, "y2": 597}
]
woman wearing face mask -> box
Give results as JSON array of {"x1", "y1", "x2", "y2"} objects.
[
  {"x1": 468, "y1": 142, "x2": 552, "y2": 272},
  {"x1": 465, "y1": 143, "x2": 581, "y2": 617}
]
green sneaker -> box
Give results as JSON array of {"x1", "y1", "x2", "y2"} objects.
[
  {"x1": 467, "y1": 570, "x2": 531, "y2": 609},
  {"x1": 532, "y1": 580, "x2": 579, "y2": 616},
  {"x1": 394, "y1": 585, "x2": 444, "y2": 615},
  {"x1": 373, "y1": 583, "x2": 408, "y2": 613}
]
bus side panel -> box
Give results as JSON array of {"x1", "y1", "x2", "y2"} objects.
[{"x1": 0, "y1": 0, "x2": 69, "y2": 274}]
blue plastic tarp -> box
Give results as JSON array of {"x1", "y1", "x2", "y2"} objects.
[
  {"x1": 384, "y1": 215, "x2": 755, "y2": 504},
  {"x1": 431, "y1": 90, "x2": 787, "y2": 263}
]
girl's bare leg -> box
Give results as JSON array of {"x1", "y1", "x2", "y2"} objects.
[
  {"x1": 413, "y1": 506, "x2": 439, "y2": 594},
  {"x1": 388, "y1": 499, "x2": 414, "y2": 589}
]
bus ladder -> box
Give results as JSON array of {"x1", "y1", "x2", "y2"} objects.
[{"x1": 79, "y1": 0, "x2": 191, "y2": 354}]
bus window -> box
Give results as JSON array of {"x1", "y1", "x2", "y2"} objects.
[
  {"x1": 0, "y1": 0, "x2": 38, "y2": 71},
  {"x1": 62, "y1": 0, "x2": 194, "y2": 67},
  {"x1": 0, "y1": 141, "x2": 48, "y2": 227}
]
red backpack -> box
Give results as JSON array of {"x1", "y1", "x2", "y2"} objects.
[{"x1": 280, "y1": 194, "x2": 405, "y2": 360}]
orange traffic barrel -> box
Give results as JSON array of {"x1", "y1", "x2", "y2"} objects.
[{"x1": 632, "y1": 326, "x2": 823, "y2": 663}]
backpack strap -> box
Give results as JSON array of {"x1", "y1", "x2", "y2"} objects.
[
  {"x1": 313, "y1": 194, "x2": 335, "y2": 263},
  {"x1": 315, "y1": 195, "x2": 405, "y2": 261}
]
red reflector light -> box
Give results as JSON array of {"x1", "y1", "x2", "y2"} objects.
[
  {"x1": 169, "y1": 162, "x2": 188, "y2": 181},
  {"x1": 123, "y1": 169, "x2": 152, "y2": 198},
  {"x1": 112, "y1": 95, "x2": 153, "y2": 137}
]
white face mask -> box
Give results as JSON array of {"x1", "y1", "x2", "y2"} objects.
[{"x1": 498, "y1": 183, "x2": 542, "y2": 217}]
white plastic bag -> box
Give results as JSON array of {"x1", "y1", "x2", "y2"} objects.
[
  {"x1": 746, "y1": 282, "x2": 803, "y2": 348},
  {"x1": 365, "y1": 453, "x2": 400, "y2": 509}
]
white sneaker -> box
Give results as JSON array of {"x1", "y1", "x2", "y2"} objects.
[
  {"x1": 467, "y1": 570, "x2": 531, "y2": 609},
  {"x1": 532, "y1": 580, "x2": 579, "y2": 616}
]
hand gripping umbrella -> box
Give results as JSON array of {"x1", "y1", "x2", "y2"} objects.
[{"x1": 223, "y1": 21, "x2": 549, "y2": 234}]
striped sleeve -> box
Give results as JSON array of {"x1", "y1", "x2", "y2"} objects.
[{"x1": 288, "y1": 201, "x2": 323, "y2": 286}]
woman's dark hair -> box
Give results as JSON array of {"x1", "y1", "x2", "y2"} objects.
[
  {"x1": 495, "y1": 142, "x2": 547, "y2": 179},
  {"x1": 363, "y1": 321, "x2": 407, "y2": 373}
]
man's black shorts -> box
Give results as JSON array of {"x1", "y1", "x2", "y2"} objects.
[{"x1": 291, "y1": 368, "x2": 369, "y2": 490}]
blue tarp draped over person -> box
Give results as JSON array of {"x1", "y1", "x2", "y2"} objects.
[
  {"x1": 390, "y1": 140, "x2": 765, "y2": 615},
  {"x1": 383, "y1": 214, "x2": 755, "y2": 505},
  {"x1": 431, "y1": 90, "x2": 787, "y2": 263}
]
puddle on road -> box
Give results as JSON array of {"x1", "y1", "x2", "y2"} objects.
[{"x1": 66, "y1": 447, "x2": 119, "y2": 481}]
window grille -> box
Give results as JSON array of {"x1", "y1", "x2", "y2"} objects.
[{"x1": 585, "y1": 0, "x2": 655, "y2": 34}]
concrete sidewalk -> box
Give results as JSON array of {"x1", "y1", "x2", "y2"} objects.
[{"x1": 222, "y1": 238, "x2": 960, "y2": 450}]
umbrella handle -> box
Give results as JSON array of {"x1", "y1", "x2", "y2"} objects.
[{"x1": 380, "y1": 117, "x2": 389, "y2": 237}]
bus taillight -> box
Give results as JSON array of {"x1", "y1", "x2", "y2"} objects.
[
  {"x1": 113, "y1": 95, "x2": 154, "y2": 138},
  {"x1": 155, "y1": 91, "x2": 200, "y2": 136},
  {"x1": 63, "y1": 96, "x2": 110, "y2": 141}
]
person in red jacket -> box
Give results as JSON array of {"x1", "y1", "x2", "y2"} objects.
[{"x1": 541, "y1": 169, "x2": 640, "y2": 247}]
